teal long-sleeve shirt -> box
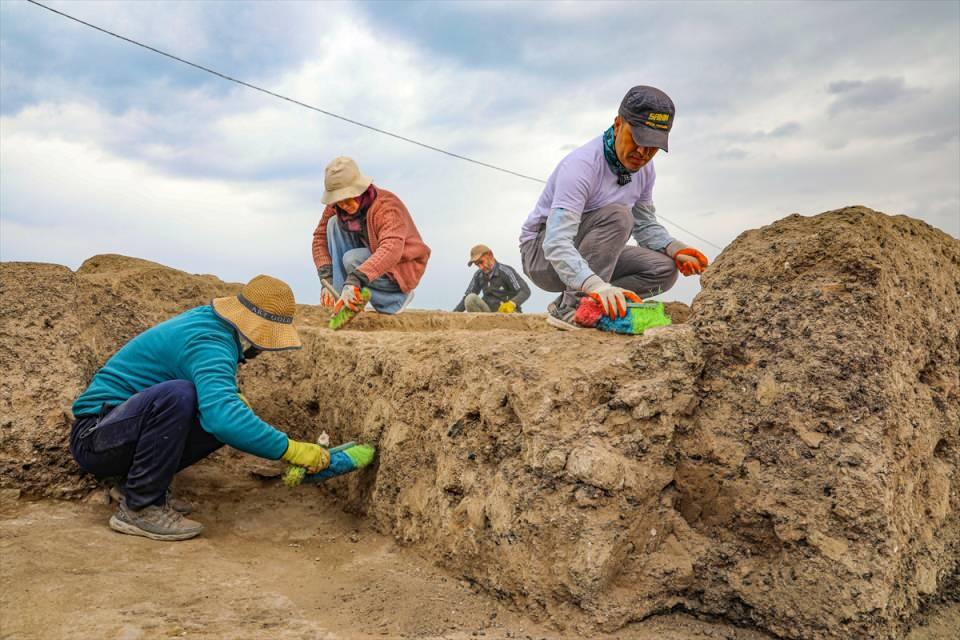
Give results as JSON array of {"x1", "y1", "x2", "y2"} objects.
[{"x1": 72, "y1": 305, "x2": 289, "y2": 459}]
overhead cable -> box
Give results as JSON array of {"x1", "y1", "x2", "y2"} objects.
[{"x1": 26, "y1": 0, "x2": 724, "y2": 251}]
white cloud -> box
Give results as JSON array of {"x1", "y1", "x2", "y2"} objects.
[
  {"x1": 0, "y1": 126, "x2": 308, "y2": 260},
  {"x1": 1, "y1": 0, "x2": 958, "y2": 318}
]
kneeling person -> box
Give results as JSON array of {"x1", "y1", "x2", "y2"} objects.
[
  {"x1": 70, "y1": 275, "x2": 328, "y2": 541},
  {"x1": 454, "y1": 244, "x2": 531, "y2": 313},
  {"x1": 313, "y1": 157, "x2": 431, "y2": 315}
]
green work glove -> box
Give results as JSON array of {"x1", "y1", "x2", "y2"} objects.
[{"x1": 281, "y1": 439, "x2": 330, "y2": 473}]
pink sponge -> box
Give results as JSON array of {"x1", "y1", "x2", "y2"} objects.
[{"x1": 573, "y1": 296, "x2": 605, "y2": 328}]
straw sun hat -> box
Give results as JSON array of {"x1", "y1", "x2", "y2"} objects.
[
  {"x1": 212, "y1": 275, "x2": 302, "y2": 351},
  {"x1": 321, "y1": 156, "x2": 373, "y2": 205}
]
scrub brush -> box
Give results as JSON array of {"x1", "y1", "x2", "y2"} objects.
[{"x1": 329, "y1": 288, "x2": 372, "y2": 330}]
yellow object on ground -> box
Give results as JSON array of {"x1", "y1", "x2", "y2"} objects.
[{"x1": 498, "y1": 300, "x2": 517, "y2": 314}]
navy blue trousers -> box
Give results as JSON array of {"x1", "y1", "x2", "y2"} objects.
[{"x1": 69, "y1": 380, "x2": 223, "y2": 510}]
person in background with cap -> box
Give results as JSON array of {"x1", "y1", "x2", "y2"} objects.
[
  {"x1": 453, "y1": 244, "x2": 531, "y2": 313},
  {"x1": 69, "y1": 275, "x2": 329, "y2": 542},
  {"x1": 313, "y1": 157, "x2": 430, "y2": 315},
  {"x1": 519, "y1": 85, "x2": 709, "y2": 330}
]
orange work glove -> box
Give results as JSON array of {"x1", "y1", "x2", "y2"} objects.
[
  {"x1": 675, "y1": 248, "x2": 709, "y2": 276},
  {"x1": 318, "y1": 268, "x2": 336, "y2": 308},
  {"x1": 321, "y1": 288, "x2": 336, "y2": 308},
  {"x1": 333, "y1": 284, "x2": 364, "y2": 314}
]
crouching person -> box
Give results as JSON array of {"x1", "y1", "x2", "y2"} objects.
[
  {"x1": 313, "y1": 156, "x2": 430, "y2": 315},
  {"x1": 454, "y1": 244, "x2": 530, "y2": 313},
  {"x1": 519, "y1": 86, "x2": 709, "y2": 330},
  {"x1": 69, "y1": 275, "x2": 329, "y2": 541}
]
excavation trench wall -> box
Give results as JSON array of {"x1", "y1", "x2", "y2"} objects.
[
  {"x1": 1, "y1": 207, "x2": 957, "y2": 639},
  {"x1": 241, "y1": 316, "x2": 706, "y2": 634}
]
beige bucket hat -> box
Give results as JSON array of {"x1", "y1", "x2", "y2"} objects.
[
  {"x1": 212, "y1": 275, "x2": 302, "y2": 351},
  {"x1": 321, "y1": 156, "x2": 373, "y2": 205}
]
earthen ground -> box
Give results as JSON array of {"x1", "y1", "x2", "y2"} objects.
[
  {"x1": 1, "y1": 459, "x2": 773, "y2": 640},
  {"x1": 1, "y1": 462, "x2": 956, "y2": 639}
]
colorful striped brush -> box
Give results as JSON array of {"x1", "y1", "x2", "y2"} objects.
[{"x1": 574, "y1": 298, "x2": 672, "y2": 335}]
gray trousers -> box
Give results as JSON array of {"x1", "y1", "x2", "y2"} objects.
[
  {"x1": 464, "y1": 293, "x2": 492, "y2": 312},
  {"x1": 520, "y1": 204, "x2": 678, "y2": 309}
]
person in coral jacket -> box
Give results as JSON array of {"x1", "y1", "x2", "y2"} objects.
[{"x1": 312, "y1": 157, "x2": 430, "y2": 315}]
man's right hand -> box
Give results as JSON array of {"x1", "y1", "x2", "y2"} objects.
[
  {"x1": 582, "y1": 275, "x2": 641, "y2": 319},
  {"x1": 281, "y1": 439, "x2": 330, "y2": 473}
]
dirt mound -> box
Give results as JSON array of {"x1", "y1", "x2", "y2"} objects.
[
  {"x1": 1, "y1": 207, "x2": 957, "y2": 639},
  {"x1": 682, "y1": 207, "x2": 960, "y2": 638},
  {"x1": 0, "y1": 255, "x2": 240, "y2": 497}
]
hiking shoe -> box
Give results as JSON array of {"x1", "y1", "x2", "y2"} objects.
[
  {"x1": 165, "y1": 491, "x2": 193, "y2": 515},
  {"x1": 109, "y1": 501, "x2": 204, "y2": 541},
  {"x1": 109, "y1": 485, "x2": 193, "y2": 515},
  {"x1": 546, "y1": 302, "x2": 582, "y2": 331}
]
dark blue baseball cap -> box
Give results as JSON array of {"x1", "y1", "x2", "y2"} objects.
[{"x1": 618, "y1": 86, "x2": 675, "y2": 152}]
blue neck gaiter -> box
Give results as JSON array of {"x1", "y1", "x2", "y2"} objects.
[{"x1": 602, "y1": 126, "x2": 634, "y2": 186}]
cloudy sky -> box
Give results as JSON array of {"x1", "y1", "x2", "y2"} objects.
[{"x1": 1, "y1": 0, "x2": 958, "y2": 311}]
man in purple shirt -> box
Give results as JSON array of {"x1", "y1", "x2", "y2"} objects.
[{"x1": 519, "y1": 85, "x2": 709, "y2": 330}]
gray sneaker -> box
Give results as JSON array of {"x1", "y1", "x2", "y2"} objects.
[
  {"x1": 546, "y1": 302, "x2": 582, "y2": 331},
  {"x1": 109, "y1": 485, "x2": 193, "y2": 515},
  {"x1": 109, "y1": 501, "x2": 204, "y2": 541}
]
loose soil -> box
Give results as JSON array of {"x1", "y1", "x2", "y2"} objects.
[{"x1": 1, "y1": 461, "x2": 774, "y2": 640}]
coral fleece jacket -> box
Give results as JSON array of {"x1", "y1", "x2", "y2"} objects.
[
  {"x1": 72, "y1": 306, "x2": 288, "y2": 459},
  {"x1": 312, "y1": 188, "x2": 431, "y2": 293}
]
